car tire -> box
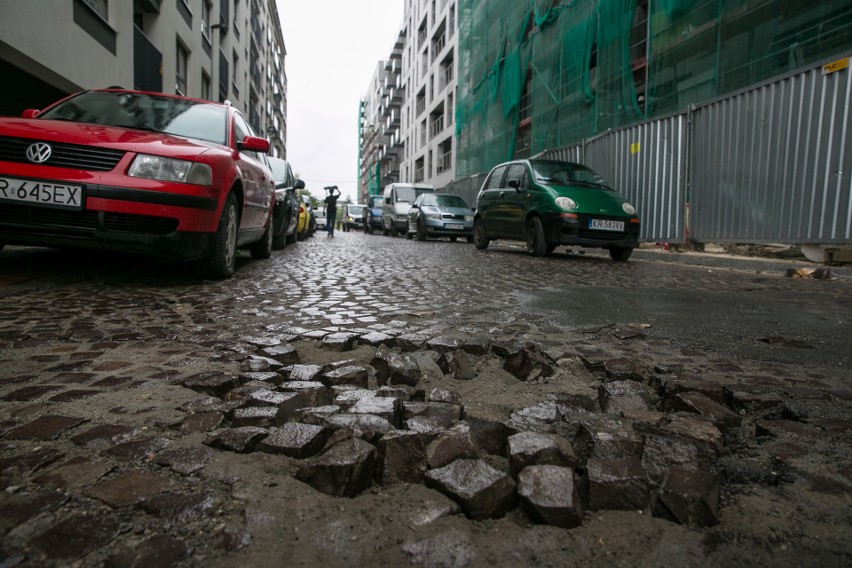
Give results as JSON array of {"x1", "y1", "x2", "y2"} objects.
[
  {"x1": 250, "y1": 218, "x2": 274, "y2": 259},
  {"x1": 383, "y1": 227, "x2": 390, "y2": 236},
  {"x1": 609, "y1": 247, "x2": 633, "y2": 261},
  {"x1": 406, "y1": 231, "x2": 413, "y2": 240},
  {"x1": 200, "y1": 193, "x2": 238, "y2": 279},
  {"x1": 416, "y1": 220, "x2": 427, "y2": 241},
  {"x1": 272, "y1": 216, "x2": 288, "y2": 250},
  {"x1": 526, "y1": 217, "x2": 548, "y2": 256},
  {"x1": 473, "y1": 218, "x2": 490, "y2": 250}
]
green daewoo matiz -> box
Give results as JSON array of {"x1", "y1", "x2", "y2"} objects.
[{"x1": 473, "y1": 159, "x2": 640, "y2": 261}]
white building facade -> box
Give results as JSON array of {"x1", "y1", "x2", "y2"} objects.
[{"x1": 0, "y1": 0, "x2": 288, "y2": 157}]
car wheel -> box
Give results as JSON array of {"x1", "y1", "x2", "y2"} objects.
[
  {"x1": 473, "y1": 218, "x2": 490, "y2": 250},
  {"x1": 526, "y1": 217, "x2": 548, "y2": 256},
  {"x1": 416, "y1": 219, "x2": 427, "y2": 241},
  {"x1": 286, "y1": 229, "x2": 297, "y2": 244},
  {"x1": 609, "y1": 246, "x2": 633, "y2": 261},
  {"x1": 273, "y1": 216, "x2": 288, "y2": 250},
  {"x1": 200, "y1": 193, "x2": 238, "y2": 279},
  {"x1": 250, "y1": 218, "x2": 274, "y2": 259},
  {"x1": 406, "y1": 230, "x2": 413, "y2": 240}
]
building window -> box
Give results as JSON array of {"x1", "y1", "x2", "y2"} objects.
[
  {"x1": 232, "y1": 48, "x2": 240, "y2": 98},
  {"x1": 82, "y1": 0, "x2": 108, "y2": 20},
  {"x1": 201, "y1": 0, "x2": 212, "y2": 40},
  {"x1": 176, "y1": 40, "x2": 188, "y2": 95},
  {"x1": 202, "y1": 71, "x2": 211, "y2": 101}
]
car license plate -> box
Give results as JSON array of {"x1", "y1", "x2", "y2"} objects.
[
  {"x1": 589, "y1": 218, "x2": 624, "y2": 232},
  {"x1": 0, "y1": 176, "x2": 83, "y2": 210},
  {"x1": 445, "y1": 223, "x2": 464, "y2": 230}
]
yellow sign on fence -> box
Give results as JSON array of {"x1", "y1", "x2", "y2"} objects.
[
  {"x1": 823, "y1": 57, "x2": 849, "y2": 75},
  {"x1": 630, "y1": 142, "x2": 641, "y2": 154}
]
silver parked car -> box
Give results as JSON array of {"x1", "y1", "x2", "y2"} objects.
[{"x1": 406, "y1": 193, "x2": 474, "y2": 242}]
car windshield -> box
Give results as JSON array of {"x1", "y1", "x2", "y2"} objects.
[
  {"x1": 348, "y1": 206, "x2": 364, "y2": 216},
  {"x1": 38, "y1": 91, "x2": 228, "y2": 146},
  {"x1": 422, "y1": 194, "x2": 469, "y2": 208},
  {"x1": 530, "y1": 161, "x2": 611, "y2": 189},
  {"x1": 394, "y1": 187, "x2": 432, "y2": 202}
]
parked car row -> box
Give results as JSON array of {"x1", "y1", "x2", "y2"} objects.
[
  {"x1": 363, "y1": 160, "x2": 640, "y2": 261},
  {"x1": 0, "y1": 88, "x2": 328, "y2": 279}
]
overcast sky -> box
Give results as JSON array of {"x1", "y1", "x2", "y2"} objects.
[{"x1": 276, "y1": 0, "x2": 404, "y2": 204}]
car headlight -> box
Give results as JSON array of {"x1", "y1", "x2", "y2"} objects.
[
  {"x1": 555, "y1": 196, "x2": 578, "y2": 211},
  {"x1": 425, "y1": 213, "x2": 441, "y2": 221},
  {"x1": 622, "y1": 202, "x2": 636, "y2": 215},
  {"x1": 465, "y1": 215, "x2": 474, "y2": 222},
  {"x1": 128, "y1": 154, "x2": 212, "y2": 185}
]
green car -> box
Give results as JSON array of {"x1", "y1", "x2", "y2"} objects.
[{"x1": 472, "y1": 159, "x2": 640, "y2": 260}]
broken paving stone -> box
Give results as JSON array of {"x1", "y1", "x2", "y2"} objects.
[
  {"x1": 655, "y1": 374, "x2": 727, "y2": 405},
  {"x1": 506, "y1": 402, "x2": 562, "y2": 434},
  {"x1": 426, "y1": 336, "x2": 464, "y2": 353},
  {"x1": 723, "y1": 384, "x2": 784, "y2": 414},
  {"x1": 377, "y1": 385, "x2": 422, "y2": 401},
  {"x1": 598, "y1": 380, "x2": 653, "y2": 414},
  {"x1": 427, "y1": 388, "x2": 462, "y2": 405},
  {"x1": 104, "y1": 535, "x2": 191, "y2": 568},
  {"x1": 246, "y1": 389, "x2": 295, "y2": 408},
  {"x1": 603, "y1": 358, "x2": 645, "y2": 382},
  {"x1": 641, "y1": 417, "x2": 723, "y2": 485},
  {"x1": 262, "y1": 343, "x2": 300, "y2": 365},
  {"x1": 377, "y1": 430, "x2": 428, "y2": 485},
  {"x1": 667, "y1": 392, "x2": 742, "y2": 431},
  {"x1": 321, "y1": 332, "x2": 359, "y2": 351},
  {"x1": 180, "y1": 412, "x2": 224, "y2": 433},
  {"x1": 206, "y1": 426, "x2": 268, "y2": 453},
  {"x1": 507, "y1": 431, "x2": 578, "y2": 476},
  {"x1": 323, "y1": 414, "x2": 395, "y2": 441},
  {"x1": 358, "y1": 331, "x2": 394, "y2": 346},
  {"x1": 348, "y1": 397, "x2": 401, "y2": 428},
  {"x1": 182, "y1": 372, "x2": 240, "y2": 397},
  {"x1": 279, "y1": 381, "x2": 331, "y2": 407},
  {"x1": 29, "y1": 513, "x2": 121, "y2": 562},
  {"x1": 394, "y1": 333, "x2": 429, "y2": 352},
  {"x1": 4, "y1": 415, "x2": 87, "y2": 440},
  {"x1": 156, "y1": 446, "x2": 215, "y2": 475},
  {"x1": 241, "y1": 354, "x2": 285, "y2": 372},
  {"x1": 653, "y1": 467, "x2": 720, "y2": 527},
  {"x1": 33, "y1": 457, "x2": 113, "y2": 489},
  {"x1": 71, "y1": 424, "x2": 136, "y2": 449},
  {"x1": 424, "y1": 459, "x2": 517, "y2": 520},
  {"x1": 283, "y1": 364, "x2": 324, "y2": 382},
  {"x1": 232, "y1": 406, "x2": 278, "y2": 427},
  {"x1": 503, "y1": 348, "x2": 554, "y2": 381},
  {"x1": 295, "y1": 438, "x2": 377, "y2": 497},
  {"x1": 465, "y1": 412, "x2": 514, "y2": 456},
  {"x1": 321, "y1": 365, "x2": 369, "y2": 388},
  {"x1": 518, "y1": 465, "x2": 584, "y2": 528},
  {"x1": 755, "y1": 419, "x2": 823, "y2": 438},
  {"x1": 138, "y1": 493, "x2": 215, "y2": 523},
  {"x1": 402, "y1": 401, "x2": 462, "y2": 427},
  {"x1": 238, "y1": 371, "x2": 282, "y2": 385},
  {"x1": 489, "y1": 339, "x2": 525, "y2": 359},
  {"x1": 426, "y1": 422, "x2": 478, "y2": 469},
  {"x1": 288, "y1": 405, "x2": 342, "y2": 426},
  {"x1": 440, "y1": 351, "x2": 476, "y2": 381},
  {"x1": 333, "y1": 388, "x2": 376, "y2": 408},
  {"x1": 372, "y1": 348, "x2": 422, "y2": 387},
  {"x1": 572, "y1": 415, "x2": 645, "y2": 462},
  {"x1": 84, "y1": 471, "x2": 173, "y2": 507},
  {"x1": 583, "y1": 456, "x2": 651, "y2": 511},
  {"x1": 257, "y1": 423, "x2": 327, "y2": 458},
  {"x1": 461, "y1": 336, "x2": 491, "y2": 356}
]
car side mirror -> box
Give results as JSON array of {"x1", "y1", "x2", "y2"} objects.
[
  {"x1": 237, "y1": 135, "x2": 270, "y2": 153},
  {"x1": 21, "y1": 109, "x2": 40, "y2": 119},
  {"x1": 507, "y1": 178, "x2": 521, "y2": 190},
  {"x1": 295, "y1": 179, "x2": 305, "y2": 190}
]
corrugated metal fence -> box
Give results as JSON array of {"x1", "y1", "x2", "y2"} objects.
[{"x1": 534, "y1": 53, "x2": 852, "y2": 245}]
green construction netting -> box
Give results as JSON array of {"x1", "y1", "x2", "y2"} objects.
[{"x1": 456, "y1": 0, "x2": 852, "y2": 177}]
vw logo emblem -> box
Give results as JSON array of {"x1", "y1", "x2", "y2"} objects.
[{"x1": 26, "y1": 142, "x2": 52, "y2": 164}]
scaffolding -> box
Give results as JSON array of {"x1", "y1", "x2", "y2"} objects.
[{"x1": 456, "y1": 0, "x2": 852, "y2": 177}]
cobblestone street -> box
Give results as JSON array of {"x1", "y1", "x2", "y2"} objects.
[{"x1": 1, "y1": 233, "x2": 851, "y2": 567}]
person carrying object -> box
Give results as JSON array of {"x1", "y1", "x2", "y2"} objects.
[{"x1": 324, "y1": 185, "x2": 341, "y2": 237}]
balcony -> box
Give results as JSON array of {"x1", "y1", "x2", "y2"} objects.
[
  {"x1": 437, "y1": 149, "x2": 451, "y2": 174},
  {"x1": 429, "y1": 115, "x2": 444, "y2": 139}
]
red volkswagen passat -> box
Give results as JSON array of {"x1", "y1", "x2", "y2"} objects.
[{"x1": 0, "y1": 89, "x2": 276, "y2": 278}]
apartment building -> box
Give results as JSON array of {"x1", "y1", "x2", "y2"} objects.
[
  {"x1": 0, "y1": 0, "x2": 288, "y2": 157},
  {"x1": 399, "y1": 0, "x2": 457, "y2": 188},
  {"x1": 358, "y1": 31, "x2": 404, "y2": 203}
]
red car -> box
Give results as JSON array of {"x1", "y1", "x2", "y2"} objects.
[{"x1": 0, "y1": 89, "x2": 276, "y2": 278}]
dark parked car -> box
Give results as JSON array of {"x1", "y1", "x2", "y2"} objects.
[
  {"x1": 0, "y1": 88, "x2": 275, "y2": 278},
  {"x1": 473, "y1": 159, "x2": 640, "y2": 260},
  {"x1": 406, "y1": 193, "x2": 474, "y2": 242},
  {"x1": 363, "y1": 194, "x2": 383, "y2": 233},
  {"x1": 268, "y1": 157, "x2": 304, "y2": 249}
]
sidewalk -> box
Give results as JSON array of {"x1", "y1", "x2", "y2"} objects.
[{"x1": 626, "y1": 245, "x2": 852, "y2": 279}]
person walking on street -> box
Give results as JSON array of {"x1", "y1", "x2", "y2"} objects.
[{"x1": 324, "y1": 186, "x2": 341, "y2": 237}]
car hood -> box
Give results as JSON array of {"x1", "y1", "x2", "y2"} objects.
[
  {"x1": 549, "y1": 184, "x2": 634, "y2": 216},
  {"x1": 0, "y1": 117, "x2": 220, "y2": 160}
]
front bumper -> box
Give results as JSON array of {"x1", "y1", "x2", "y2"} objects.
[{"x1": 544, "y1": 213, "x2": 640, "y2": 249}]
